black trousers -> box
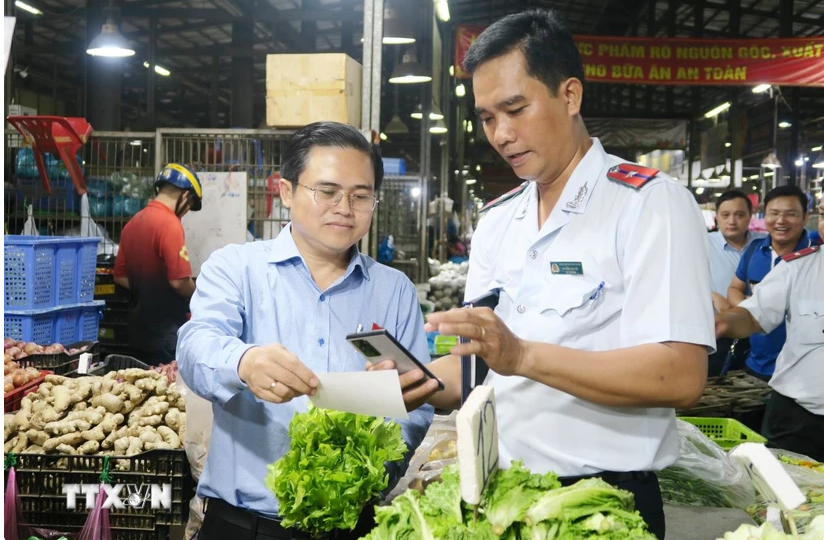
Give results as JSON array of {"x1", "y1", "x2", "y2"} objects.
[
  {"x1": 560, "y1": 472, "x2": 666, "y2": 540},
  {"x1": 762, "y1": 390, "x2": 824, "y2": 462},
  {"x1": 199, "y1": 498, "x2": 375, "y2": 540}
]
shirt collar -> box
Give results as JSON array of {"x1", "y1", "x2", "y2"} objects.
[
  {"x1": 759, "y1": 230, "x2": 811, "y2": 252},
  {"x1": 559, "y1": 137, "x2": 605, "y2": 215},
  {"x1": 721, "y1": 231, "x2": 756, "y2": 251},
  {"x1": 147, "y1": 199, "x2": 177, "y2": 218},
  {"x1": 267, "y1": 223, "x2": 369, "y2": 280}
]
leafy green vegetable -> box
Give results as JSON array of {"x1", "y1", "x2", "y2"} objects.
[
  {"x1": 358, "y1": 461, "x2": 657, "y2": 540},
  {"x1": 482, "y1": 460, "x2": 561, "y2": 535},
  {"x1": 265, "y1": 406, "x2": 407, "y2": 535},
  {"x1": 524, "y1": 477, "x2": 635, "y2": 525}
]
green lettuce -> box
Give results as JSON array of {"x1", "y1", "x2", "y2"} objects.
[
  {"x1": 482, "y1": 460, "x2": 561, "y2": 534},
  {"x1": 265, "y1": 406, "x2": 407, "y2": 535},
  {"x1": 524, "y1": 477, "x2": 635, "y2": 525}
]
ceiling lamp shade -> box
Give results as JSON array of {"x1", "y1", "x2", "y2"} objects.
[
  {"x1": 384, "y1": 113, "x2": 410, "y2": 134},
  {"x1": 86, "y1": 19, "x2": 135, "y2": 57},
  {"x1": 389, "y1": 50, "x2": 431, "y2": 84},
  {"x1": 430, "y1": 119, "x2": 447, "y2": 134},
  {"x1": 410, "y1": 103, "x2": 443, "y2": 120},
  {"x1": 383, "y1": 8, "x2": 416, "y2": 45},
  {"x1": 761, "y1": 151, "x2": 782, "y2": 170}
]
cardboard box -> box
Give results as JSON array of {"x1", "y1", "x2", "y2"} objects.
[{"x1": 265, "y1": 53, "x2": 362, "y2": 127}]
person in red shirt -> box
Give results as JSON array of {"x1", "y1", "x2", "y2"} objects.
[{"x1": 114, "y1": 163, "x2": 203, "y2": 365}]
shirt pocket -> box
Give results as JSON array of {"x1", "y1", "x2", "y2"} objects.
[
  {"x1": 539, "y1": 277, "x2": 606, "y2": 319},
  {"x1": 796, "y1": 300, "x2": 824, "y2": 346}
]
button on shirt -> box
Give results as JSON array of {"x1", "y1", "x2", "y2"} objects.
[
  {"x1": 707, "y1": 230, "x2": 766, "y2": 295},
  {"x1": 739, "y1": 248, "x2": 824, "y2": 414},
  {"x1": 464, "y1": 138, "x2": 715, "y2": 477},
  {"x1": 176, "y1": 225, "x2": 434, "y2": 516},
  {"x1": 734, "y1": 231, "x2": 812, "y2": 377}
]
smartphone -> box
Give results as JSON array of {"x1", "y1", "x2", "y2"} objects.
[
  {"x1": 346, "y1": 329, "x2": 445, "y2": 391},
  {"x1": 461, "y1": 289, "x2": 501, "y2": 404}
]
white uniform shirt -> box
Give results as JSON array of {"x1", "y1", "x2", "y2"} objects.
[
  {"x1": 465, "y1": 138, "x2": 715, "y2": 476},
  {"x1": 739, "y1": 247, "x2": 824, "y2": 414}
]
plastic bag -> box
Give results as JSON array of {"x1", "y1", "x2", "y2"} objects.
[
  {"x1": 21, "y1": 205, "x2": 39, "y2": 236},
  {"x1": 79, "y1": 194, "x2": 117, "y2": 256},
  {"x1": 179, "y1": 377, "x2": 214, "y2": 540},
  {"x1": 384, "y1": 412, "x2": 458, "y2": 502},
  {"x1": 748, "y1": 450, "x2": 824, "y2": 534},
  {"x1": 75, "y1": 484, "x2": 112, "y2": 540},
  {"x1": 5, "y1": 465, "x2": 33, "y2": 540},
  {"x1": 658, "y1": 420, "x2": 756, "y2": 509}
]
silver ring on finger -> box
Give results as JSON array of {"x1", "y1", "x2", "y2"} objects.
[{"x1": 270, "y1": 381, "x2": 278, "y2": 392}]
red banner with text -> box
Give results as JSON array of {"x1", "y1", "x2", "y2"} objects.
[{"x1": 454, "y1": 26, "x2": 824, "y2": 87}]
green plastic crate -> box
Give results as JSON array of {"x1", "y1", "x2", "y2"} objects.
[
  {"x1": 680, "y1": 416, "x2": 767, "y2": 450},
  {"x1": 434, "y1": 335, "x2": 458, "y2": 355}
]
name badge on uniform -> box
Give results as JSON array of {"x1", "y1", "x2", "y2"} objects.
[{"x1": 550, "y1": 261, "x2": 584, "y2": 275}]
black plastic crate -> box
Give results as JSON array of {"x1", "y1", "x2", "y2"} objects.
[
  {"x1": 15, "y1": 341, "x2": 100, "y2": 375},
  {"x1": 98, "y1": 322, "x2": 128, "y2": 344},
  {"x1": 6, "y1": 450, "x2": 191, "y2": 527},
  {"x1": 67, "y1": 354, "x2": 149, "y2": 377}
]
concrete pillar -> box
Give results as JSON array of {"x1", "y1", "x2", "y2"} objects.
[
  {"x1": 85, "y1": 0, "x2": 123, "y2": 130},
  {"x1": 231, "y1": 20, "x2": 254, "y2": 128}
]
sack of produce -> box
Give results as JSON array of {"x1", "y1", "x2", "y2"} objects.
[
  {"x1": 75, "y1": 484, "x2": 113, "y2": 540},
  {"x1": 658, "y1": 420, "x2": 756, "y2": 509},
  {"x1": 4, "y1": 461, "x2": 33, "y2": 540},
  {"x1": 264, "y1": 405, "x2": 407, "y2": 536},
  {"x1": 427, "y1": 261, "x2": 469, "y2": 311}
]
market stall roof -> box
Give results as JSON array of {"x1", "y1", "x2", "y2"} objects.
[{"x1": 8, "y1": 0, "x2": 824, "y2": 130}]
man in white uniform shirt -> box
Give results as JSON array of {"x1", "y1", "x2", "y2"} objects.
[
  {"x1": 376, "y1": 10, "x2": 715, "y2": 539},
  {"x1": 716, "y1": 197, "x2": 824, "y2": 461}
]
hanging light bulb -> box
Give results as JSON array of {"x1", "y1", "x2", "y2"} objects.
[
  {"x1": 430, "y1": 119, "x2": 447, "y2": 134},
  {"x1": 87, "y1": 18, "x2": 135, "y2": 57},
  {"x1": 382, "y1": 6, "x2": 416, "y2": 44},
  {"x1": 389, "y1": 49, "x2": 431, "y2": 84}
]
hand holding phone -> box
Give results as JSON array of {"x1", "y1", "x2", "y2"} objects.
[{"x1": 347, "y1": 329, "x2": 445, "y2": 391}]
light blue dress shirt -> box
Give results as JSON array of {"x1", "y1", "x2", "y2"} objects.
[
  {"x1": 177, "y1": 224, "x2": 434, "y2": 517},
  {"x1": 707, "y1": 230, "x2": 767, "y2": 295}
]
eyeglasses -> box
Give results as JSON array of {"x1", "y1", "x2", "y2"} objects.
[
  {"x1": 298, "y1": 183, "x2": 378, "y2": 212},
  {"x1": 765, "y1": 210, "x2": 803, "y2": 220}
]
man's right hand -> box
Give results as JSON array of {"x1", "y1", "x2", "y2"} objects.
[
  {"x1": 367, "y1": 360, "x2": 442, "y2": 412},
  {"x1": 238, "y1": 344, "x2": 318, "y2": 404}
]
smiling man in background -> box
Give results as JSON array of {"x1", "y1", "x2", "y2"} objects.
[{"x1": 727, "y1": 185, "x2": 811, "y2": 381}]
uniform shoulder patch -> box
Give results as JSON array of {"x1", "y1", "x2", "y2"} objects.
[
  {"x1": 781, "y1": 245, "x2": 820, "y2": 262},
  {"x1": 480, "y1": 181, "x2": 529, "y2": 213},
  {"x1": 607, "y1": 163, "x2": 659, "y2": 189}
]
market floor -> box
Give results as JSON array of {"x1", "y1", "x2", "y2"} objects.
[{"x1": 664, "y1": 505, "x2": 756, "y2": 540}]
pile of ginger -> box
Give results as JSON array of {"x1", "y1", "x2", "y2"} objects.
[{"x1": 4, "y1": 368, "x2": 186, "y2": 467}]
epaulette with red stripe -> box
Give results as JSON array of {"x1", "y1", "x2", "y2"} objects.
[
  {"x1": 781, "y1": 245, "x2": 820, "y2": 262},
  {"x1": 607, "y1": 163, "x2": 659, "y2": 188},
  {"x1": 480, "y1": 181, "x2": 529, "y2": 213}
]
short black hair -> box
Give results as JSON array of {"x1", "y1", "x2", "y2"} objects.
[
  {"x1": 716, "y1": 189, "x2": 752, "y2": 213},
  {"x1": 462, "y1": 9, "x2": 585, "y2": 96},
  {"x1": 764, "y1": 185, "x2": 808, "y2": 213},
  {"x1": 281, "y1": 122, "x2": 384, "y2": 192}
]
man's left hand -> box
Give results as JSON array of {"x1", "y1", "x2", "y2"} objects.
[{"x1": 424, "y1": 307, "x2": 527, "y2": 377}]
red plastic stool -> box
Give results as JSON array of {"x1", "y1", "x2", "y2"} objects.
[{"x1": 7, "y1": 116, "x2": 93, "y2": 195}]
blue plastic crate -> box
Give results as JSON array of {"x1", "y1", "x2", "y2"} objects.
[
  {"x1": 4, "y1": 301, "x2": 105, "y2": 344},
  {"x1": 4, "y1": 235, "x2": 102, "y2": 310}
]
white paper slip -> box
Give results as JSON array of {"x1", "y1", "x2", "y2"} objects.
[{"x1": 310, "y1": 370, "x2": 409, "y2": 420}]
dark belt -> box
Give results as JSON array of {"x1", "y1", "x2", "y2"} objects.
[
  {"x1": 204, "y1": 497, "x2": 347, "y2": 540},
  {"x1": 560, "y1": 470, "x2": 654, "y2": 486}
]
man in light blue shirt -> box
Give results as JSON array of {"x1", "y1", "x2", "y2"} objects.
[
  {"x1": 177, "y1": 122, "x2": 434, "y2": 540},
  {"x1": 706, "y1": 190, "x2": 765, "y2": 376}
]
